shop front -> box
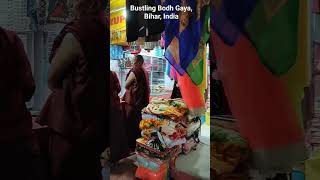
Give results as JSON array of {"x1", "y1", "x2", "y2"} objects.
[{"x1": 108, "y1": 0, "x2": 211, "y2": 179}]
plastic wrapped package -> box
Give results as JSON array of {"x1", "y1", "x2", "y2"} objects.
[
  {"x1": 211, "y1": 126, "x2": 250, "y2": 177},
  {"x1": 184, "y1": 120, "x2": 201, "y2": 137},
  {"x1": 136, "y1": 165, "x2": 169, "y2": 180},
  {"x1": 136, "y1": 153, "x2": 169, "y2": 172},
  {"x1": 183, "y1": 137, "x2": 198, "y2": 154},
  {"x1": 142, "y1": 114, "x2": 166, "y2": 121},
  {"x1": 162, "y1": 135, "x2": 186, "y2": 148},
  {"x1": 136, "y1": 138, "x2": 181, "y2": 161},
  {"x1": 141, "y1": 98, "x2": 188, "y2": 122}
]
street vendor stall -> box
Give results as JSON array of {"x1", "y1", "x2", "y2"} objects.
[
  {"x1": 109, "y1": 0, "x2": 211, "y2": 179},
  {"x1": 135, "y1": 98, "x2": 206, "y2": 179}
]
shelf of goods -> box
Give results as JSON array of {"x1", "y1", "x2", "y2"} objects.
[
  {"x1": 143, "y1": 56, "x2": 167, "y2": 96},
  {"x1": 113, "y1": 54, "x2": 169, "y2": 97},
  {"x1": 135, "y1": 98, "x2": 202, "y2": 180}
]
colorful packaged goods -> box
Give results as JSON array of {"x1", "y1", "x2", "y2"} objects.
[
  {"x1": 142, "y1": 98, "x2": 188, "y2": 121},
  {"x1": 139, "y1": 119, "x2": 164, "y2": 130},
  {"x1": 183, "y1": 137, "x2": 199, "y2": 154},
  {"x1": 180, "y1": 118, "x2": 201, "y2": 138},
  {"x1": 136, "y1": 98, "x2": 201, "y2": 179},
  {"x1": 136, "y1": 165, "x2": 169, "y2": 180},
  {"x1": 136, "y1": 138, "x2": 181, "y2": 160},
  {"x1": 211, "y1": 126, "x2": 250, "y2": 178},
  {"x1": 136, "y1": 153, "x2": 169, "y2": 172}
]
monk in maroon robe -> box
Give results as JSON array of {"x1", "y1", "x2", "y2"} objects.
[
  {"x1": 110, "y1": 70, "x2": 129, "y2": 163},
  {"x1": 123, "y1": 55, "x2": 150, "y2": 150},
  {"x1": 38, "y1": 1, "x2": 108, "y2": 179},
  {"x1": 0, "y1": 27, "x2": 35, "y2": 180}
]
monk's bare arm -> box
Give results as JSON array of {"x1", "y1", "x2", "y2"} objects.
[
  {"x1": 125, "y1": 72, "x2": 136, "y2": 89},
  {"x1": 48, "y1": 33, "x2": 83, "y2": 90}
]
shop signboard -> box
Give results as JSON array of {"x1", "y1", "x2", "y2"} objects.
[
  {"x1": 47, "y1": 0, "x2": 73, "y2": 24},
  {"x1": 110, "y1": 9, "x2": 126, "y2": 44},
  {"x1": 111, "y1": 0, "x2": 125, "y2": 10}
]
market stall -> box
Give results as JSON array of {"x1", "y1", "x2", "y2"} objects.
[
  {"x1": 110, "y1": 0, "x2": 173, "y2": 98},
  {"x1": 135, "y1": 98, "x2": 211, "y2": 179},
  {"x1": 109, "y1": 0, "x2": 211, "y2": 179}
]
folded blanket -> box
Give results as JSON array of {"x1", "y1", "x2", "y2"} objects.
[{"x1": 211, "y1": 126, "x2": 249, "y2": 176}]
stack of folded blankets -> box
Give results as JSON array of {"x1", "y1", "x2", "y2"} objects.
[
  {"x1": 211, "y1": 125, "x2": 250, "y2": 179},
  {"x1": 135, "y1": 98, "x2": 202, "y2": 180}
]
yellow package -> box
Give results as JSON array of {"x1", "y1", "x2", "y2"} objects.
[
  {"x1": 306, "y1": 149, "x2": 320, "y2": 180},
  {"x1": 206, "y1": 108, "x2": 210, "y2": 126}
]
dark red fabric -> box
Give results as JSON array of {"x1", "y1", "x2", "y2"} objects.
[
  {"x1": 49, "y1": 131, "x2": 102, "y2": 180},
  {"x1": 37, "y1": 15, "x2": 108, "y2": 179},
  {"x1": 123, "y1": 66, "x2": 149, "y2": 149},
  {"x1": 123, "y1": 67, "x2": 150, "y2": 110},
  {"x1": 0, "y1": 139, "x2": 32, "y2": 180},
  {"x1": 123, "y1": 103, "x2": 142, "y2": 149},
  {"x1": 0, "y1": 27, "x2": 35, "y2": 143},
  {"x1": 110, "y1": 71, "x2": 129, "y2": 162},
  {"x1": 39, "y1": 16, "x2": 108, "y2": 140},
  {"x1": 110, "y1": 71, "x2": 121, "y2": 108}
]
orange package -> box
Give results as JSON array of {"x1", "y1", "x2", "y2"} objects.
[{"x1": 136, "y1": 165, "x2": 168, "y2": 180}]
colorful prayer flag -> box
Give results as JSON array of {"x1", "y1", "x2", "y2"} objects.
[
  {"x1": 246, "y1": 0, "x2": 299, "y2": 76},
  {"x1": 211, "y1": 0, "x2": 257, "y2": 46},
  {"x1": 159, "y1": 0, "x2": 209, "y2": 75},
  {"x1": 186, "y1": 6, "x2": 210, "y2": 85},
  {"x1": 210, "y1": 0, "x2": 309, "y2": 172}
]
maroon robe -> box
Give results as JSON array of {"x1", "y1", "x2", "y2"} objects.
[
  {"x1": 110, "y1": 71, "x2": 129, "y2": 162},
  {"x1": 110, "y1": 71, "x2": 121, "y2": 108},
  {"x1": 38, "y1": 15, "x2": 108, "y2": 180},
  {"x1": 0, "y1": 27, "x2": 35, "y2": 143},
  {"x1": 0, "y1": 27, "x2": 35, "y2": 180},
  {"x1": 123, "y1": 66, "x2": 150, "y2": 149}
]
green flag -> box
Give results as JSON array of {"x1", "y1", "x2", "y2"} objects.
[
  {"x1": 246, "y1": 0, "x2": 299, "y2": 76},
  {"x1": 187, "y1": 6, "x2": 210, "y2": 85}
]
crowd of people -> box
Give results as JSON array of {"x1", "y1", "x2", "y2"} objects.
[{"x1": 109, "y1": 54, "x2": 151, "y2": 163}]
